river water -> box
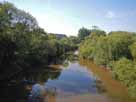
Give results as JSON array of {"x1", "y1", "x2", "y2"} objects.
[{"x1": 0, "y1": 59, "x2": 135, "y2": 102}]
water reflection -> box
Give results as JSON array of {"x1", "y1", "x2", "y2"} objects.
[
  {"x1": 44, "y1": 62, "x2": 107, "y2": 95},
  {"x1": 79, "y1": 59, "x2": 136, "y2": 102},
  {"x1": 0, "y1": 67, "x2": 61, "y2": 102},
  {"x1": 0, "y1": 59, "x2": 136, "y2": 102},
  {"x1": 28, "y1": 83, "x2": 47, "y2": 102}
]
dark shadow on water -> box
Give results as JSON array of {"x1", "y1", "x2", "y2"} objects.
[{"x1": 0, "y1": 66, "x2": 61, "y2": 102}]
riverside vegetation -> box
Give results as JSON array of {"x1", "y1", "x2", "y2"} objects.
[
  {"x1": 0, "y1": 2, "x2": 79, "y2": 79},
  {"x1": 0, "y1": 1, "x2": 136, "y2": 99},
  {"x1": 79, "y1": 28, "x2": 136, "y2": 98}
]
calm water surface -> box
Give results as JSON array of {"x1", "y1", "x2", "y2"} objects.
[{"x1": 0, "y1": 59, "x2": 135, "y2": 102}]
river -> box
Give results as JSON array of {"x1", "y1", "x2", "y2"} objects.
[{"x1": 0, "y1": 59, "x2": 135, "y2": 102}]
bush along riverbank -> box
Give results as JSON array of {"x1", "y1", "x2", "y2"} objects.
[
  {"x1": 0, "y1": 2, "x2": 79, "y2": 80},
  {"x1": 79, "y1": 30, "x2": 136, "y2": 98}
]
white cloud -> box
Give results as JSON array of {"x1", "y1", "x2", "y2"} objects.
[{"x1": 106, "y1": 11, "x2": 115, "y2": 18}]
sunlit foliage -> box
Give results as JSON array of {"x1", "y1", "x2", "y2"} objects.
[{"x1": 79, "y1": 30, "x2": 136, "y2": 97}]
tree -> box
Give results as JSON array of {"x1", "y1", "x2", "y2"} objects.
[
  {"x1": 0, "y1": 2, "x2": 40, "y2": 66},
  {"x1": 0, "y1": 1, "x2": 72, "y2": 75},
  {"x1": 0, "y1": 1, "x2": 38, "y2": 31},
  {"x1": 130, "y1": 42, "x2": 136, "y2": 61},
  {"x1": 94, "y1": 36, "x2": 110, "y2": 65},
  {"x1": 79, "y1": 31, "x2": 134, "y2": 65},
  {"x1": 91, "y1": 29, "x2": 106, "y2": 38},
  {"x1": 107, "y1": 32, "x2": 133, "y2": 60},
  {"x1": 79, "y1": 30, "x2": 136, "y2": 97},
  {"x1": 79, "y1": 29, "x2": 106, "y2": 60},
  {"x1": 78, "y1": 27, "x2": 91, "y2": 40}
]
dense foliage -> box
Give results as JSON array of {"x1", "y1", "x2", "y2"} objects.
[
  {"x1": 1, "y1": 1, "x2": 136, "y2": 98},
  {"x1": 112, "y1": 58, "x2": 136, "y2": 97},
  {"x1": 0, "y1": 2, "x2": 78, "y2": 79},
  {"x1": 78, "y1": 27, "x2": 91, "y2": 40},
  {"x1": 79, "y1": 30, "x2": 136, "y2": 98},
  {"x1": 79, "y1": 29, "x2": 106, "y2": 60}
]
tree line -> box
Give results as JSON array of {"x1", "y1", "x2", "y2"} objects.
[
  {"x1": 78, "y1": 27, "x2": 136, "y2": 98},
  {"x1": 1, "y1": 1, "x2": 136, "y2": 98},
  {"x1": 0, "y1": 2, "x2": 79, "y2": 79}
]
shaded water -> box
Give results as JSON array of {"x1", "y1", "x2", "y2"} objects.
[{"x1": 0, "y1": 59, "x2": 135, "y2": 102}]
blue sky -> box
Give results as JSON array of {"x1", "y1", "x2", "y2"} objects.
[{"x1": 1, "y1": 0, "x2": 136, "y2": 36}]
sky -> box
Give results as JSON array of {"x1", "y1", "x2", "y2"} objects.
[{"x1": 1, "y1": 0, "x2": 136, "y2": 36}]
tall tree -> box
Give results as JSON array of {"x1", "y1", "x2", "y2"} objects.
[{"x1": 78, "y1": 27, "x2": 91, "y2": 40}]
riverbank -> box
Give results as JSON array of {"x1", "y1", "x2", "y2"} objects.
[{"x1": 0, "y1": 59, "x2": 136, "y2": 102}]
